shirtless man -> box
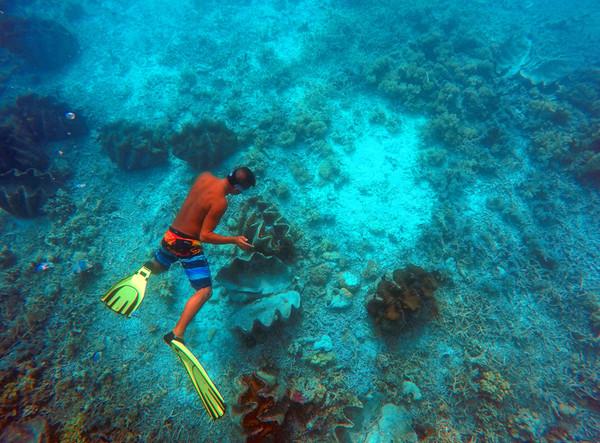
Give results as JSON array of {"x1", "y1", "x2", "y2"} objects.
[{"x1": 145, "y1": 167, "x2": 256, "y2": 344}]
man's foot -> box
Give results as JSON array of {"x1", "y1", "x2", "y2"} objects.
[{"x1": 163, "y1": 331, "x2": 184, "y2": 345}]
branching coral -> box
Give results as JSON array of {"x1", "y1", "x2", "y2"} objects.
[
  {"x1": 557, "y1": 71, "x2": 600, "y2": 117},
  {"x1": 421, "y1": 418, "x2": 463, "y2": 443},
  {"x1": 368, "y1": 55, "x2": 440, "y2": 113},
  {"x1": 366, "y1": 264, "x2": 441, "y2": 332},
  {"x1": 477, "y1": 369, "x2": 511, "y2": 403},
  {"x1": 41, "y1": 188, "x2": 76, "y2": 224},
  {"x1": 529, "y1": 99, "x2": 570, "y2": 125},
  {"x1": 423, "y1": 112, "x2": 478, "y2": 147},
  {"x1": 507, "y1": 408, "x2": 544, "y2": 442},
  {"x1": 462, "y1": 86, "x2": 499, "y2": 118},
  {"x1": 294, "y1": 112, "x2": 329, "y2": 140},
  {"x1": 530, "y1": 130, "x2": 575, "y2": 165},
  {"x1": 573, "y1": 136, "x2": 600, "y2": 186}
]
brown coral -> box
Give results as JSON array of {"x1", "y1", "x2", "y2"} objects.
[
  {"x1": 366, "y1": 264, "x2": 441, "y2": 332},
  {"x1": 477, "y1": 370, "x2": 511, "y2": 403}
]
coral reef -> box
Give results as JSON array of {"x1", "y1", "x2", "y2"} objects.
[
  {"x1": 338, "y1": 271, "x2": 361, "y2": 293},
  {"x1": 558, "y1": 70, "x2": 600, "y2": 117},
  {"x1": 334, "y1": 396, "x2": 420, "y2": 443},
  {"x1": 0, "y1": 353, "x2": 55, "y2": 432},
  {"x1": 234, "y1": 370, "x2": 362, "y2": 442},
  {"x1": 0, "y1": 15, "x2": 79, "y2": 69},
  {"x1": 248, "y1": 101, "x2": 330, "y2": 150},
  {"x1": 293, "y1": 111, "x2": 329, "y2": 141},
  {"x1": 477, "y1": 369, "x2": 511, "y2": 403},
  {"x1": 303, "y1": 351, "x2": 335, "y2": 368},
  {"x1": 97, "y1": 121, "x2": 168, "y2": 170},
  {"x1": 170, "y1": 119, "x2": 239, "y2": 170},
  {"x1": 327, "y1": 287, "x2": 353, "y2": 310},
  {"x1": 290, "y1": 160, "x2": 313, "y2": 184},
  {"x1": 576, "y1": 149, "x2": 600, "y2": 187},
  {"x1": 420, "y1": 418, "x2": 463, "y2": 443},
  {"x1": 308, "y1": 263, "x2": 333, "y2": 286},
  {"x1": 0, "y1": 244, "x2": 16, "y2": 269},
  {"x1": 288, "y1": 336, "x2": 336, "y2": 368},
  {"x1": 401, "y1": 381, "x2": 423, "y2": 402},
  {"x1": 236, "y1": 197, "x2": 296, "y2": 262},
  {"x1": 507, "y1": 408, "x2": 544, "y2": 442},
  {"x1": 364, "y1": 404, "x2": 418, "y2": 442},
  {"x1": 0, "y1": 416, "x2": 51, "y2": 442},
  {"x1": 529, "y1": 99, "x2": 570, "y2": 125},
  {"x1": 40, "y1": 188, "x2": 76, "y2": 224},
  {"x1": 423, "y1": 112, "x2": 478, "y2": 147},
  {"x1": 366, "y1": 264, "x2": 441, "y2": 332}
]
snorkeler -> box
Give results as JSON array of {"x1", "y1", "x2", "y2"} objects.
[{"x1": 101, "y1": 166, "x2": 256, "y2": 419}]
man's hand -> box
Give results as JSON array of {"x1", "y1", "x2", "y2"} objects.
[{"x1": 234, "y1": 235, "x2": 253, "y2": 251}]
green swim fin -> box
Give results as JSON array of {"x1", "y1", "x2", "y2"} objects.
[
  {"x1": 166, "y1": 337, "x2": 226, "y2": 420},
  {"x1": 101, "y1": 265, "x2": 152, "y2": 317}
]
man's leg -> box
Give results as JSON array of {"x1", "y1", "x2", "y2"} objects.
[
  {"x1": 172, "y1": 286, "x2": 212, "y2": 338},
  {"x1": 144, "y1": 258, "x2": 168, "y2": 274}
]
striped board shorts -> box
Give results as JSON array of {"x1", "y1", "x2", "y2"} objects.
[{"x1": 154, "y1": 226, "x2": 212, "y2": 290}]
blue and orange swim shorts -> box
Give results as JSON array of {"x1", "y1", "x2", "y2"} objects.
[{"x1": 154, "y1": 226, "x2": 212, "y2": 290}]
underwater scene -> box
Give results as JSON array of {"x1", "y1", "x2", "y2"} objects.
[{"x1": 1, "y1": 0, "x2": 599, "y2": 441}]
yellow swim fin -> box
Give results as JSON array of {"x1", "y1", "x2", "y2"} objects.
[
  {"x1": 101, "y1": 265, "x2": 152, "y2": 317},
  {"x1": 166, "y1": 336, "x2": 226, "y2": 420}
]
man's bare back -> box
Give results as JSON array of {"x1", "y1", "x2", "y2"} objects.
[
  {"x1": 170, "y1": 171, "x2": 253, "y2": 249},
  {"x1": 171, "y1": 172, "x2": 227, "y2": 240}
]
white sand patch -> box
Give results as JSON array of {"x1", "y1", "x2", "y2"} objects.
[{"x1": 328, "y1": 117, "x2": 434, "y2": 265}]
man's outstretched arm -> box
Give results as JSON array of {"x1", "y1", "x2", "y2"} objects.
[{"x1": 199, "y1": 205, "x2": 252, "y2": 250}]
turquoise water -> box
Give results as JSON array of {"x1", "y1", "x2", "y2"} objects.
[{"x1": 1, "y1": 0, "x2": 599, "y2": 441}]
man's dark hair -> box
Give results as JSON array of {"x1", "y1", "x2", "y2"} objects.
[{"x1": 228, "y1": 166, "x2": 256, "y2": 189}]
